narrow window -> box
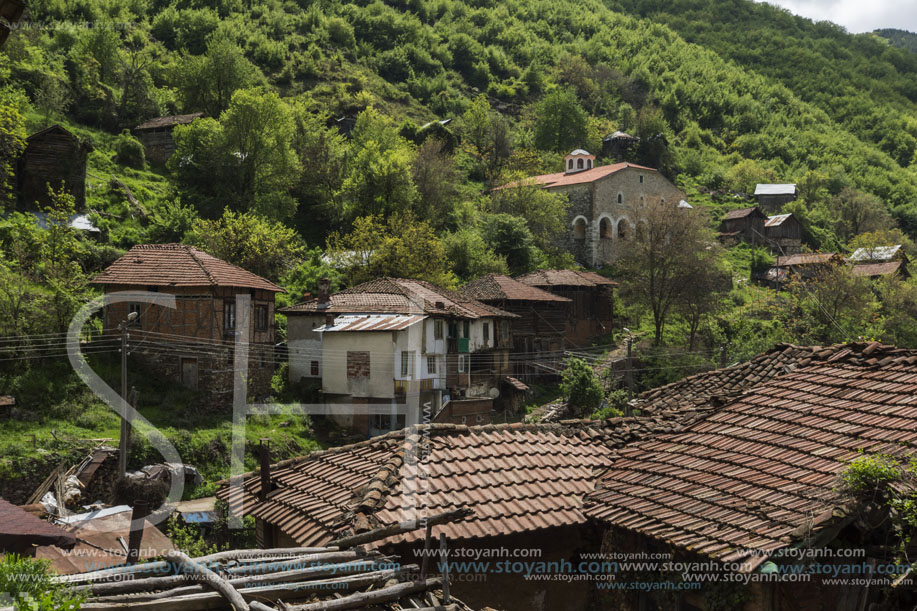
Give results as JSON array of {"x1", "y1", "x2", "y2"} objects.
[
  {"x1": 618, "y1": 220, "x2": 628, "y2": 241},
  {"x1": 483, "y1": 322, "x2": 490, "y2": 342},
  {"x1": 401, "y1": 351, "x2": 415, "y2": 378},
  {"x1": 128, "y1": 303, "x2": 142, "y2": 326},
  {"x1": 462, "y1": 321, "x2": 470, "y2": 338},
  {"x1": 426, "y1": 356, "x2": 437, "y2": 375},
  {"x1": 311, "y1": 360, "x2": 319, "y2": 376},
  {"x1": 434, "y1": 319, "x2": 444, "y2": 339},
  {"x1": 639, "y1": 175, "x2": 644, "y2": 184},
  {"x1": 587, "y1": 159, "x2": 593, "y2": 169},
  {"x1": 448, "y1": 321, "x2": 458, "y2": 338},
  {"x1": 255, "y1": 305, "x2": 268, "y2": 330},
  {"x1": 577, "y1": 158, "x2": 583, "y2": 169},
  {"x1": 458, "y1": 355, "x2": 467, "y2": 373},
  {"x1": 617, "y1": 193, "x2": 623, "y2": 204},
  {"x1": 224, "y1": 301, "x2": 236, "y2": 330},
  {"x1": 600, "y1": 218, "x2": 612, "y2": 239},
  {"x1": 502, "y1": 321, "x2": 509, "y2": 339},
  {"x1": 567, "y1": 159, "x2": 573, "y2": 170}
]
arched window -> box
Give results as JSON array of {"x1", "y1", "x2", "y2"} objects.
[
  {"x1": 599, "y1": 218, "x2": 612, "y2": 239},
  {"x1": 577, "y1": 158, "x2": 584, "y2": 169},
  {"x1": 617, "y1": 193, "x2": 623, "y2": 204},
  {"x1": 573, "y1": 217, "x2": 587, "y2": 240},
  {"x1": 617, "y1": 220, "x2": 628, "y2": 241},
  {"x1": 568, "y1": 159, "x2": 574, "y2": 170},
  {"x1": 587, "y1": 159, "x2": 593, "y2": 169}
]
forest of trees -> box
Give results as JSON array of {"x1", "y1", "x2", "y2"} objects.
[{"x1": 3, "y1": 0, "x2": 917, "y2": 384}]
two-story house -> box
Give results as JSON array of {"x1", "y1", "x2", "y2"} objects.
[
  {"x1": 91, "y1": 244, "x2": 284, "y2": 408},
  {"x1": 280, "y1": 277, "x2": 516, "y2": 436},
  {"x1": 498, "y1": 150, "x2": 687, "y2": 267}
]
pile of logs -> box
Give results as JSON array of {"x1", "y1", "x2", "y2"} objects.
[{"x1": 56, "y1": 509, "x2": 475, "y2": 611}]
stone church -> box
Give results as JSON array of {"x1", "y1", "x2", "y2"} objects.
[{"x1": 508, "y1": 150, "x2": 687, "y2": 267}]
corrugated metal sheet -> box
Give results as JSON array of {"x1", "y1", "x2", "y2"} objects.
[
  {"x1": 317, "y1": 314, "x2": 425, "y2": 332},
  {"x1": 755, "y1": 183, "x2": 796, "y2": 196},
  {"x1": 764, "y1": 213, "x2": 792, "y2": 227}
]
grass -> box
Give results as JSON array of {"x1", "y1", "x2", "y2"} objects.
[{"x1": 0, "y1": 353, "x2": 326, "y2": 499}]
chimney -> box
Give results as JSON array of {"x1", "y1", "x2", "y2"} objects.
[
  {"x1": 317, "y1": 277, "x2": 331, "y2": 308},
  {"x1": 303, "y1": 291, "x2": 312, "y2": 300},
  {"x1": 259, "y1": 439, "x2": 271, "y2": 502}
]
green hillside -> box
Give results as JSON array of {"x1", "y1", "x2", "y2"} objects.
[
  {"x1": 5, "y1": 0, "x2": 917, "y2": 487},
  {"x1": 875, "y1": 28, "x2": 917, "y2": 54}
]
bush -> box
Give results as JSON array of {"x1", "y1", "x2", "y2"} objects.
[
  {"x1": 840, "y1": 453, "x2": 902, "y2": 497},
  {"x1": 0, "y1": 554, "x2": 83, "y2": 610},
  {"x1": 114, "y1": 130, "x2": 145, "y2": 168},
  {"x1": 560, "y1": 357, "x2": 603, "y2": 417}
]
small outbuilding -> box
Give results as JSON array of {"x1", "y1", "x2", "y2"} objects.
[
  {"x1": 17, "y1": 125, "x2": 91, "y2": 208},
  {"x1": 133, "y1": 113, "x2": 203, "y2": 165},
  {"x1": 754, "y1": 183, "x2": 797, "y2": 212},
  {"x1": 719, "y1": 205, "x2": 767, "y2": 245},
  {"x1": 764, "y1": 212, "x2": 802, "y2": 254}
]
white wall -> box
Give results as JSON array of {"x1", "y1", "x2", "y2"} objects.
[{"x1": 287, "y1": 314, "x2": 325, "y2": 383}]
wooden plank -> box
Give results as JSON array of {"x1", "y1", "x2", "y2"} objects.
[{"x1": 328, "y1": 508, "x2": 473, "y2": 549}]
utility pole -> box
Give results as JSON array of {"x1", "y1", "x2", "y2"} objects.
[{"x1": 118, "y1": 311, "x2": 139, "y2": 478}]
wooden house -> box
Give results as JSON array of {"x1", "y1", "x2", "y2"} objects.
[
  {"x1": 754, "y1": 183, "x2": 797, "y2": 212},
  {"x1": 460, "y1": 273, "x2": 571, "y2": 382},
  {"x1": 601, "y1": 130, "x2": 638, "y2": 161},
  {"x1": 133, "y1": 113, "x2": 203, "y2": 165},
  {"x1": 849, "y1": 244, "x2": 909, "y2": 279},
  {"x1": 90, "y1": 244, "x2": 284, "y2": 408},
  {"x1": 719, "y1": 205, "x2": 766, "y2": 245},
  {"x1": 17, "y1": 125, "x2": 91, "y2": 208},
  {"x1": 515, "y1": 269, "x2": 617, "y2": 347},
  {"x1": 764, "y1": 212, "x2": 802, "y2": 254}
]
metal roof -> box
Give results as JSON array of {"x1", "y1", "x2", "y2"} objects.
[
  {"x1": 317, "y1": 314, "x2": 425, "y2": 332},
  {"x1": 764, "y1": 213, "x2": 793, "y2": 227},
  {"x1": 848, "y1": 245, "x2": 902, "y2": 262},
  {"x1": 754, "y1": 183, "x2": 796, "y2": 196}
]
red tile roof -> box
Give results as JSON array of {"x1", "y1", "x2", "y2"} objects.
[
  {"x1": 586, "y1": 342, "x2": 917, "y2": 564},
  {"x1": 91, "y1": 244, "x2": 284, "y2": 292},
  {"x1": 217, "y1": 417, "x2": 698, "y2": 546},
  {"x1": 515, "y1": 269, "x2": 618, "y2": 288},
  {"x1": 631, "y1": 343, "x2": 823, "y2": 415},
  {"x1": 459, "y1": 274, "x2": 572, "y2": 302},
  {"x1": 281, "y1": 277, "x2": 517, "y2": 319},
  {"x1": 496, "y1": 162, "x2": 656, "y2": 189},
  {"x1": 0, "y1": 498, "x2": 76, "y2": 551}
]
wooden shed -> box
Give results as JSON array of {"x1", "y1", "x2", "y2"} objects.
[
  {"x1": 17, "y1": 125, "x2": 91, "y2": 208},
  {"x1": 133, "y1": 113, "x2": 203, "y2": 165},
  {"x1": 754, "y1": 183, "x2": 797, "y2": 212},
  {"x1": 720, "y1": 206, "x2": 766, "y2": 245},
  {"x1": 764, "y1": 212, "x2": 802, "y2": 254}
]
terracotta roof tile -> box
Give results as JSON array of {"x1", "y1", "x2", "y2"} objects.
[
  {"x1": 586, "y1": 341, "x2": 917, "y2": 562},
  {"x1": 91, "y1": 244, "x2": 283, "y2": 292},
  {"x1": 495, "y1": 162, "x2": 656, "y2": 189},
  {"x1": 460, "y1": 274, "x2": 572, "y2": 302},
  {"x1": 216, "y1": 416, "x2": 697, "y2": 546},
  {"x1": 281, "y1": 277, "x2": 516, "y2": 319},
  {"x1": 515, "y1": 269, "x2": 618, "y2": 288}
]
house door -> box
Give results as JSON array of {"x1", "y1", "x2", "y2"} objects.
[{"x1": 181, "y1": 358, "x2": 198, "y2": 389}]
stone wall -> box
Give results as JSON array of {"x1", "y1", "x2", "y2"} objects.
[{"x1": 550, "y1": 167, "x2": 685, "y2": 267}]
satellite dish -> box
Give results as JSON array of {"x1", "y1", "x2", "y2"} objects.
[{"x1": 488, "y1": 387, "x2": 500, "y2": 399}]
